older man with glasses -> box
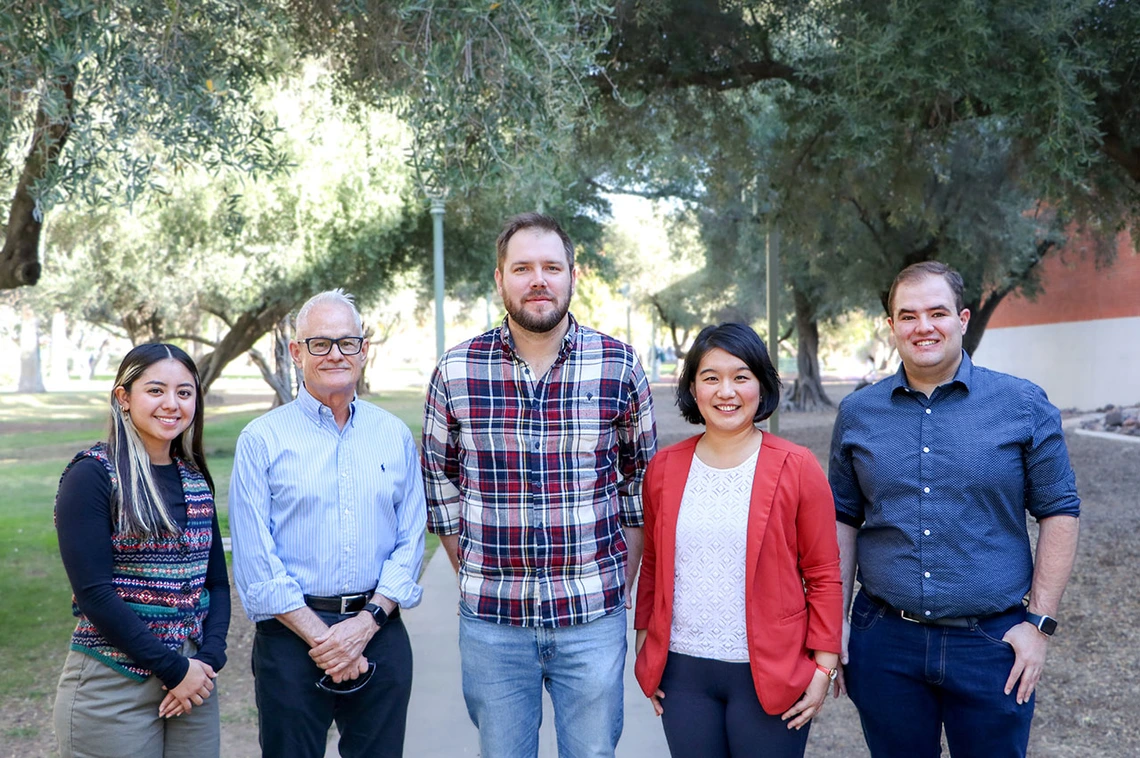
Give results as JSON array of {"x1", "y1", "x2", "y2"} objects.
[{"x1": 229, "y1": 289, "x2": 426, "y2": 758}]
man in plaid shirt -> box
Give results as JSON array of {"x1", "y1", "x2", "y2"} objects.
[{"x1": 422, "y1": 212, "x2": 657, "y2": 757}]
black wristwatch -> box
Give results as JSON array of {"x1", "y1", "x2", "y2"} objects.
[
  {"x1": 1024, "y1": 612, "x2": 1058, "y2": 636},
  {"x1": 362, "y1": 602, "x2": 389, "y2": 629}
]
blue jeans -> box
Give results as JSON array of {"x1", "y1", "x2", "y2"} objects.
[
  {"x1": 845, "y1": 590, "x2": 1034, "y2": 758},
  {"x1": 458, "y1": 603, "x2": 627, "y2": 758}
]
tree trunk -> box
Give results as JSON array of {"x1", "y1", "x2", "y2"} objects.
[
  {"x1": 50, "y1": 310, "x2": 69, "y2": 385},
  {"x1": 18, "y1": 305, "x2": 46, "y2": 393},
  {"x1": 790, "y1": 286, "x2": 832, "y2": 411},
  {"x1": 963, "y1": 290, "x2": 1010, "y2": 356},
  {"x1": 197, "y1": 301, "x2": 295, "y2": 395},
  {"x1": 1, "y1": 79, "x2": 75, "y2": 290},
  {"x1": 247, "y1": 317, "x2": 296, "y2": 407}
]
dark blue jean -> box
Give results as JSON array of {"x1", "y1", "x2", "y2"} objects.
[{"x1": 845, "y1": 590, "x2": 1034, "y2": 758}]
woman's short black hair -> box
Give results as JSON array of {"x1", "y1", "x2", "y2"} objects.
[{"x1": 676, "y1": 323, "x2": 782, "y2": 425}]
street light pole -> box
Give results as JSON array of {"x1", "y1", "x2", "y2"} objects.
[
  {"x1": 430, "y1": 197, "x2": 446, "y2": 360},
  {"x1": 766, "y1": 224, "x2": 780, "y2": 435}
]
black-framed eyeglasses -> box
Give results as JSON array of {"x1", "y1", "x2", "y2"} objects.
[
  {"x1": 300, "y1": 336, "x2": 365, "y2": 356},
  {"x1": 316, "y1": 661, "x2": 375, "y2": 694}
]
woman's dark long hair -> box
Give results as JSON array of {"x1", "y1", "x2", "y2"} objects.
[{"x1": 108, "y1": 343, "x2": 213, "y2": 535}]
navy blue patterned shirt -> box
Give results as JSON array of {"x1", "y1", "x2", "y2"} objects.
[{"x1": 829, "y1": 352, "x2": 1080, "y2": 619}]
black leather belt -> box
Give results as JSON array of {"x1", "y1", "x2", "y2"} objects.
[
  {"x1": 304, "y1": 591, "x2": 374, "y2": 614},
  {"x1": 865, "y1": 593, "x2": 1012, "y2": 629}
]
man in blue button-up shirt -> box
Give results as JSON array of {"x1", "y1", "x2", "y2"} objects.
[
  {"x1": 829, "y1": 262, "x2": 1080, "y2": 758},
  {"x1": 230, "y1": 289, "x2": 426, "y2": 758}
]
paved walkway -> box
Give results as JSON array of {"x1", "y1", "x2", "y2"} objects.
[{"x1": 396, "y1": 550, "x2": 670, "y2": 757}]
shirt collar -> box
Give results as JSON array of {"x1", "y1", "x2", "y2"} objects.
[
  {"x1": 296, "y1": 383, "x2": 357, "y2": 427},
  {"x1": 889, "y1": 349, "x2": 974, "y2": 397},
  {"x1": 498, "y1": 313, "x2": 579, "y2": 361}
]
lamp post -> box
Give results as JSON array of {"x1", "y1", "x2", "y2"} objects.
[
  {"x1": 766, "y1": 224, "x2": 780, "y2": 435},
  {"x1": 430, "y1": 197, "x2": 446, "y2": 360}
]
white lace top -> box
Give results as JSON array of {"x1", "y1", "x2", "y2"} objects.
[{"x1": 668, "y1": 447, "x2": 758, "y2": 662}]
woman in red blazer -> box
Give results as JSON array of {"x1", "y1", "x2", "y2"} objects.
[{"x1": 634, "y1": 323, "x2": 843, "y2": 757}]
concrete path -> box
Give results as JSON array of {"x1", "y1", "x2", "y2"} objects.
[{"x1": 396, "y1": 550, "x2": 670, "y2": 758}]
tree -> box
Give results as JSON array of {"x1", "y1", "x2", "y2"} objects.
[
  {"x1": 0, "y1": 1, "x2": 289, "y2": 289},
  {"x1": 37, "y1": 67, "x2": 423, "y2": 395}
]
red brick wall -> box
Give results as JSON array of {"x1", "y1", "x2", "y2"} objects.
[{"x1": 987, "y1": 229, "x2": 1140, "y2": 328}]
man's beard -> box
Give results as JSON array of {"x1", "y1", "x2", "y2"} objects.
[{"x1": 505, "y1": 290, "x2": 571, "y2": 334}]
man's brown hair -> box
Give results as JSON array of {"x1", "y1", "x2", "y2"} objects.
[
  {"x1": 887, "y1": 261, "x2": 966, "y2": 317},
  {"x1": 495, "y1": 212, "x2": 575, "y2": 271}
]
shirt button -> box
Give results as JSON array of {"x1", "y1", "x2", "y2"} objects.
[
  {"x1": 923, "y1": 487, "x2": 930, "y2": 493},
  {"x1": 924, "y1": 571, "x2": 931, "y2": 578},
  {"x1": 923, "y1": 529, "x2": 931, "y2": 536},
  {"x1": 925, "y1": 408, "x2": 932, "y2": 414},
  {"x1": 924, "y1": 610, "x2": 932, "y2": 617},
  {"x1": 922, "y1": 447, "x2": 930, "y2": 453}
]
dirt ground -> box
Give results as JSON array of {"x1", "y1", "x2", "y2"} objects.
[{"x1": 4, "y1": 404, "x2": 1138, "y2": 757}]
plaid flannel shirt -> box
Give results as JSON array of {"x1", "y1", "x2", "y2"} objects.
[{"x1": 422, "y1": 316, "x2": 657, "y2": 627}]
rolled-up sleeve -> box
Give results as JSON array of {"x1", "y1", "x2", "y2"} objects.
[
  {"x1": 376, "y1": 431, "x2": 427, "y2": 608},
  {"x1": 228, "y1": 430, "x2": 306, "y2": 620},
  {"x1": 422, "y1": 365, "x2": 463, "y2": 535},
  {"x1": 1024, "y1": 385, "x2": 1081, "y2": 520},
  {"x1": 828, "y1": 402, "x2": 867, "y2": 529},
  {"x1": 616, "y1": 359, "x2": 657, "y2": 529}
]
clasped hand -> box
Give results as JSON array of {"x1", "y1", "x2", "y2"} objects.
[
  {"x1": 309, "y1": 613, "x2": 374, "y2": 683},
  {"x1": 159, "y1": 658, "x2": 216, "y2": 718}
]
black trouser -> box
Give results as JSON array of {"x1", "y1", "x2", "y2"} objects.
[
  {"x1": 659, "y1": 652, "x2": 810, "y2": 758},
  {"x1": 252, "y1": 610, "x2": 412, "y2": 758}
]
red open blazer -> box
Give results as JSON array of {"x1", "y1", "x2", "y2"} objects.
[{"x1": 633, "y1": 433, "x2": 843, "y2": 715}]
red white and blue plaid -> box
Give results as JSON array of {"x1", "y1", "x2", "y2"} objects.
[{"x1": 422, "y1": 316, "x2": 657, "y2": 627}]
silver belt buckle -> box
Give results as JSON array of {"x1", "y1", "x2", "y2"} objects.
[
  {"x1": 340, "y1": 594, "x2": 361, "y2": 614},
  {"x1": 899, "y1": 610, "x2": 922, "y2": 624}
]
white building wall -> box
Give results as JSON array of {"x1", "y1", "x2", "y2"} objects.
[{"x1": 973, "y1": 316, "x2": 1140, "y2": 410}]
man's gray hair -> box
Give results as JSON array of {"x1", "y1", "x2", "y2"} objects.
[{"x1": 295, "y1": 289, "x2": 364, "y2": 335}]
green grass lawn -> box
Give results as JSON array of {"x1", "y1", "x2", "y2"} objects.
[{"x1": 0, "y1": 388, "x2": 433, "y2": 701}]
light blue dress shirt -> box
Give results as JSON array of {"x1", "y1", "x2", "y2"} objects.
[{"x1": 230, "y1": 385, "x2": 426, "y2": 622}]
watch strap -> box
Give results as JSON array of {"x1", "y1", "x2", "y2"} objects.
[
  {"x1": 1024, "y1": 611, "x2": 1057, "y2": 636},
  {"x1": 814, "y1": 663, "x2": 838, "y2": 681},
  {"x1": 362, "y1": 602, "x2": 389, "y2": 629}
]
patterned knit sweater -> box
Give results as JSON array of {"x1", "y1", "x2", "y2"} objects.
[{"x1": 59, "y1": 444, "x2": 214, "y2": 681}]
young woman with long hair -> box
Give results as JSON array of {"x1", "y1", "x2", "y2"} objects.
[{"x1": 53, "y1": 343, "x2": 230, "y2": 758}]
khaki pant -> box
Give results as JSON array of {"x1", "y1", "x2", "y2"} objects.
[{"x1": 54, "y1": 642, "x2": 220, "y2": 758}]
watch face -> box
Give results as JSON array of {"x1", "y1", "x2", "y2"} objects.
[{"x1": 1039, "y1": 616, "x2": 1058, "y2": 635}]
